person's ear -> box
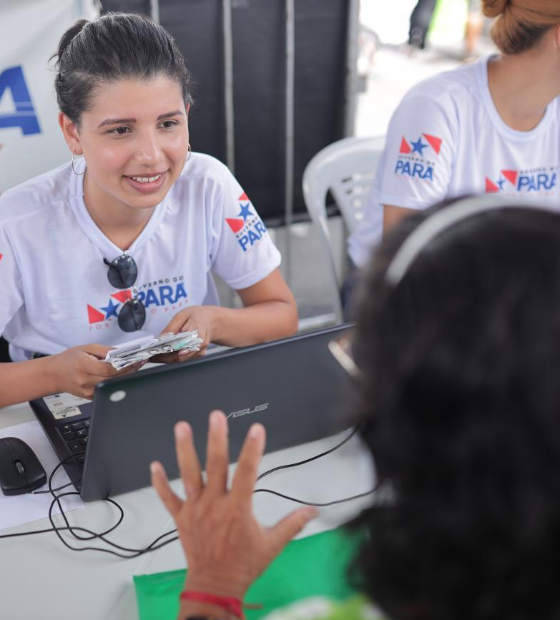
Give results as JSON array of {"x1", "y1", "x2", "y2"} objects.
[
  {"x1": 555, "y1": 24, "x2": 560, "y2": 51},
  {"x1": 186, "y1": 103, "x2": 191, "y2": 117},
  {"x1": 58, "y1": 112, "x2": 83, "y2": 156}
]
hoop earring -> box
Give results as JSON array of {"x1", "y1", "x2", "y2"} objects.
[
  {"x1": 185, "y1": 143, "x2": 192, "y2": 163},
  {"x1": 71, "y1": 152, "x2": 85, "y2": 176}
]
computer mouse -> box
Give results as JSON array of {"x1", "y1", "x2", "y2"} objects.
[{"x1": 0, "y1": 437, "x2": 47, "y2": 495}]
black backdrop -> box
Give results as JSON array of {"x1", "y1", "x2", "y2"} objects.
[{"x1": 100, "y1": 0, "x2": 352, "y2": 225}]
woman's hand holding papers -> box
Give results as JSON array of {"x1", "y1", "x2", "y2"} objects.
[
  {"x1": 150, "y1": 411, "x2": 317, "y2": 617},
  {"x1": 46, "y1": 344, "x2": 140, "y2": 399},
  {"x1": 153, "y1": 306, "x2": 215, "y2": 363}
]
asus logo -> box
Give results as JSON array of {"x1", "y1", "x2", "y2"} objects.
[{"x1": 227, "y1": 403, "x2": 269, "y2": 419}]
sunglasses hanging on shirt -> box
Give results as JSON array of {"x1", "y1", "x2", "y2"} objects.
[{"x1": 103, "y1": 254, "x2": 146, "y2": 332}]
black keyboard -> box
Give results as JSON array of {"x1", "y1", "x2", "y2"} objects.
[{"x1": 59, "y1": 419, "x2": 90, "y2": 467}]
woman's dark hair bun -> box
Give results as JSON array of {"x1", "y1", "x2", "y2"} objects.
[
  {"x1": 52, "y1": 13, "x2": 194, "y2": 124},
  {"x1": 53, "y1": 19, "x2": 88, "y2": 67}
]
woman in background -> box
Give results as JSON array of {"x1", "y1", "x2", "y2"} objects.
[{"x1": 349, "y1": 0, "x2": 560, "y2": 270}]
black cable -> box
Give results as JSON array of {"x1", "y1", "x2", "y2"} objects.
[
  {"x1": 42, "y1": 455, "x2": 180, "y2": 557},
  {"x1": 47, "y1": 491, "x2": 178, "y2": 558},
  {"x1": 254, "y1": 426, "x2": 377, "y2": 506},
  {"x1": 31, "y1": 451, "x2": 84, "y2": 494},
  {"x1": 253, "y1": 488, "x2": 377, "y2": 507},
  {"x1": 32, "y1": 481, "x2": 75, "y2": 494},
  {"x1": 0, "y1": 451, "x2": 179, "y2": 557},
  {"x1": 257, "y1": 426, "x2": 359, "y2": 481},
  {"x1": 43, "y1": 455, "x2": 125, "y2": 541},
  {"x1": 0, "y1": 524, "x2": 103, "y2": 539},
  {"x1": 0, "y1": 425, "x2": 374, "y2": 556},
  {"x1": 45, "y1": 453, "x2": 128, "y2": 540}
]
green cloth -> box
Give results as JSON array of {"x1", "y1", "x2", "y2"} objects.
[{"x1": 134, "y1": 528, "x2": 362, "y2": 620}]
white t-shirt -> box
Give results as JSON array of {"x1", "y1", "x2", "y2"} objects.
[
  {"x1": 0, "y1": 153, "x2": 281, "y2": 361},
  {"x1": 348, "y1": 55, "x2": 560, "y2": 267}
]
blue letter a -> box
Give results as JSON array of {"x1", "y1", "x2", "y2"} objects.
[{"x1": 0, "y1": 66, "x2": 41, "y2": 135}]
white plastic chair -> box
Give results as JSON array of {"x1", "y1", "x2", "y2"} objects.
[{"x1": 302, "y1": 135, "x2": 385, "y2": 321}]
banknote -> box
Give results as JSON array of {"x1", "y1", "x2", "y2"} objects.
[{"x1": 104, "y1": 331, "x2": 204, "y2": 370}]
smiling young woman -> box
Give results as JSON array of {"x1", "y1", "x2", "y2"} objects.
[
  {"x1": 60, "y1": 76, "x2": 191, "y2": 248},
  {"x1": 0, "y1": 13, "x2": 298, "y2": 407}
]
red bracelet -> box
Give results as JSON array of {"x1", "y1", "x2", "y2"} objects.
[{"x1": 180, "y1": 590, "x2": 244, "y2": 618}]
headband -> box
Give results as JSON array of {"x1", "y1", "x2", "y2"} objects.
[{"x1": 385, "y1": 196, "x2": 552, "y2": 287}]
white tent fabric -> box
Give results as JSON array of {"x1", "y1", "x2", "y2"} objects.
[{"x1": 0, "y1": 0, "x2": 99, "y2": 194}]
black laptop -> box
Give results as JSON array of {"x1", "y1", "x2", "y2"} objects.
[{"x1": 29, "y1": 324, "x2": 354, "y2": 502}]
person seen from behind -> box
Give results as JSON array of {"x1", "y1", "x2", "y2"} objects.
[{"x1": 153, "y1": 196, "x2": 560, "y2": 619}]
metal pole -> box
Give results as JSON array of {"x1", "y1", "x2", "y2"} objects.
[
  {"x1": 339, "y1": 0, "x2": 360, "y2": 288},
  {"x1": 149, "y1": 0, "x2": 160, "y2": 24},
  {"x1": 284, "y1": 0, "x2": 295, "y2": 287},
  {"x1": 222, "y1": 0, "x2": 237, "y2": 309},
  {"x1": 222, "y1": 0, "x2": 235, "y2": 173},
  {"x1": 343, "y1": 0, "x2": 360, "y2": 137}
]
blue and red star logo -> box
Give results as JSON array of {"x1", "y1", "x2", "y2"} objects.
[
  {"x1": 400, "y1": 133, "x2": 442, "y2": 156},
  {"x1": 485, "y1": 170, "x2": 518, "y2": 193},
  {"x1": 87, "y1": 290, "x2": 131, "y2": 324},
  {"x1": 226, "y1": 192, "x2": 254, "y2": 234}
]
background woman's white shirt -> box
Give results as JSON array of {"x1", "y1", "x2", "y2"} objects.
[
  {"x1": 0, "y1": 153, "x2": 280, "y2": 361},
  {"x1": 348, "y1": 54, "x2": 560, "y2": 268}
]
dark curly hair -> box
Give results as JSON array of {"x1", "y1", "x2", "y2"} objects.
[
  {"x1": 350, "y1": 200, "x2": 560, "y2": 620},
  {"x1": 52, "y1": 12, "x2": 194, "y2": 125}
]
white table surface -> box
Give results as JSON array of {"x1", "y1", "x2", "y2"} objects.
[{"x1": 0, "y1": 400, "x2": 375, "y2": 620}]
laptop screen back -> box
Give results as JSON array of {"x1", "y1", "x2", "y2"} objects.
[{"x1": 76, "y1": 324, "x2": 353, "y2": 501}]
